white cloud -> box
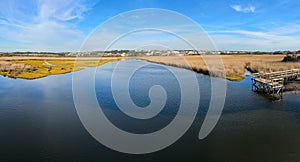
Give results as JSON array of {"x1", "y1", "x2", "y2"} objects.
[
  {"x1": 212, "y1": 34, "x2": 300, "y2": 51},
  {"x1": 210, "y1": 30, "x2": 279, "y2": 40},
  {"x1": 0, "y1": 0, "x2": 93, "y2": 52},
  {"x1": 37, "y1": 0, "x2": 88, "y2": 21},
  {"x1": 0, "y1": 18, "x2": 8, "y2": 25},
  {"x1": 231, "y1": 5, "x2": 256, "y2": 13},
  {"x1": 208, "y1": 24, "x2": 300, "y2": 51}
]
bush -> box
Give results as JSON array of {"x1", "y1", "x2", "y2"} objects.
[{"x1": 282, "y1": 55, "x2": 299, "y2": 62}]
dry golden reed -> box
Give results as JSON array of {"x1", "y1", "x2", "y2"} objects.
[{"x1": 140, "y1": 55, "x2": 300, "y2": 81}]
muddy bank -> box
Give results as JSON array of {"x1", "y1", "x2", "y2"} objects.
[{"x1": 284, "y1": 81, "x2": 300, "y2": 93}]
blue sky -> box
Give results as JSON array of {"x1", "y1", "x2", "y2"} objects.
[{"x1": 0, "y1": 0, "x2": 300, "y2": 52}]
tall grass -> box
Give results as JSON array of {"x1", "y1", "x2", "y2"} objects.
[{"x1": 141, "y1": 55, "x2": 300, "y2": 81}]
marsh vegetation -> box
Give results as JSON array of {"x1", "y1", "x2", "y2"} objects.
[
  {"x1": 0, "y1": 57, "x2": 120, "y2": 80},
  {"x1": 1, "y1": 55, "x2": 300, "y2": 82},
  {"x1": 141, "y1": 55, "x2": 300, "y2": 81}
]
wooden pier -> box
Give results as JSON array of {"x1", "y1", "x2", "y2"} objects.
[{"x1": 251, "y1": 69, "x2": 300, "y2": 99}]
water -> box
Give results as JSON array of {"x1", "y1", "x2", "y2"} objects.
[{"x1": 0, "y1": 60, "x2": 300, "y2": 161}]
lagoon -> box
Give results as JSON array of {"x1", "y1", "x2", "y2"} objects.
[{"x1": 1, "y1": 60, "x2": 300, "y2": 161}]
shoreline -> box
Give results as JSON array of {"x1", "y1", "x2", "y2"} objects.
[
  {"x1": 0, "y1": 55, "x2": 299, "y2": 93},
  {"x1": 138, "y1": 56, "x2": 300, "y2": 93},
  {"x1": 142, "y1": 58, "x2": 244, "y2": 81},
  {"x1": 139, "y1": 55, "x2": 299, "y2": 81},
  {"x1": 284, "y1": 81, "x2": 300, "y2": 94}
]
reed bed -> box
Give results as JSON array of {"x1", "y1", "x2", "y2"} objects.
[{"x1": 141, "y1": 55, "x2": 300, "y2": 81}]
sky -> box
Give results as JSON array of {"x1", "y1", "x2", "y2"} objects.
[{"x1": 0, "y1": 0, "x2": 300, "y2": 52}]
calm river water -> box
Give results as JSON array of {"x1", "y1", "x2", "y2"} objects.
[{"x1": 0, "y1": 60, "x2": 300, "y2": 161}]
